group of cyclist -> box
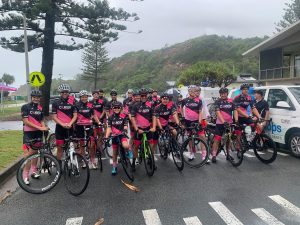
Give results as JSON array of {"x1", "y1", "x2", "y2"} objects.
[{"x1": 21, "y1": 82, "x2": 270, "y2": 183}]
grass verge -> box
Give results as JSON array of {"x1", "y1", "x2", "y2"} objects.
[
  {"x1": 0, "y1": 130, "x2": 23, "y2": 171},
  {"x1": 0, "y1": 107, "x2": 21, "y2": 121}
]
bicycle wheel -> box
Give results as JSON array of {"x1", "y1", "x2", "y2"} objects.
[
  {"x1": 182, "y1": 137, "x2": 209, "y2": 168},
  {"x1": 96, "y1": 144, "x2": 103, "y2": 172},
  {"x1": 170, "y1": 139, "x2": 184, "y2": 171},
  {"x1": 143, "y1": 141, "x2": 155, "y2": 176},
  {"x1": 176, "y1": 129, "x2": 187, "y2": 147},
  {"x1": 64, "y1": 153, "x2": 90, "y2": 196},
  {"x1": 253, "y1": 133, "x2": 277, "y2": 164},
  {"x1": 158, "y1": 135, "x2": 168, "y2": 159},
  {"x1": 105, "y1": 139, "x2": 113, "y2": 158},
  {"x1": 119, "y1": 149, "x2": 134, "y2": 181},
  {"x1": 241, "y1": 133, "x2": 249, "y2": 153},
  {"x1": 17, "y1": 153, "x2": 61, "y2": 194},
  {"x1": 48, "y1": 133, "x2": 57, "y2": 156},
  {"x1": 227, "y1": 138, "x2": 243, "y2": 167}
]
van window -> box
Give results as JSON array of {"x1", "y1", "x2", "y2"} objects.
[{"x1": 267, "y1": 89, "x2": 293, "y2": 108}]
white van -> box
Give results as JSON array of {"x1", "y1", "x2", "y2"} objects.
[{"x1": 229, "y1": 85, "x2": 300, "y2": 157}]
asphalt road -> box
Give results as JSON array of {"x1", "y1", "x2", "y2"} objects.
[{"x1": 0, "y1": 151, "x2": 300, "y2": 225}]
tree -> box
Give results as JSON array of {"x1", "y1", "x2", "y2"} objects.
[
  {"x1": 1, "y1": 73, "x2": 15, "y2": 85},
  {"x1": 276, "y1": 0, "x2": 300, "y2": 31},
  {"x1": 81, "y1": 41, "x2": 109, "y2": 90},
  {"x1": 0, "y1": 0, "x2": 139, "y2": 115},
  {"x1": 177, "y1": 61, "x2": 236, "y2": 87}
]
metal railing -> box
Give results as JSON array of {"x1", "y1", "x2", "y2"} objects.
[{"x1": 260, "y1": 65, "x2": 300, "y2": 80}]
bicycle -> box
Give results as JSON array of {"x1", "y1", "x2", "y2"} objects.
[
  {"x1": 240, "y1": 119, "x2": 277, "y2": 164},
  {"x1": 17, "y1": 131, "x2": 61, "y2": 194},
  {"x1": 206, "y1": 123, "x2": 243, "y2": 167},
  {"x1": 180, "y1": 123, "x2": 210, "y2": 168},
  {"x1": 104, "y1": 133, "x2": 134, "y2": 181},
  {"x1": 62, "y1": 129, "x2": 90, "y2": 196},
  {"x1": 137, "y1": 131, "x2": 155, "y2": 177},
  {"x1": 158, "y1": 126, "x2": 184, "y2": 171}
]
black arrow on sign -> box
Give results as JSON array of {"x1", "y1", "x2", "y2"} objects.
[{"x1": 31, "y1": 74, "x2": 43, "y2": 84}]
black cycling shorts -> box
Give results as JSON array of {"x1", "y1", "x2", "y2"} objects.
[
  {"x1": 23, "y1": 131, "x2": 43, "y2": 144},
  {"x1": 214, "y1": 124, "x2": 226, "y2": 138},
  {"x1": 55, "y1": 124, "x2": 74, "y2": 141},
  {"x1": 75, "y1": 125, "x2": 93, "y2": 139}
]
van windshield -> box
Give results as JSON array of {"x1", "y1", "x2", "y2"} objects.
[{"x1": 289, "y1": 87, "x2": 300, "y2": 104}]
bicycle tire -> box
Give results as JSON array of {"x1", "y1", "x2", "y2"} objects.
[
  {"x1": 253, "y1": 133, "x2": 277, "y2": 164},
  {"x1": 182, "y1": 137, "x2": 209, "y2": 168},
  {"x1": 228, "y1": 138, "x2": 243, "y2": 167},
  {"x1": 96, "y1": 144, "x2": 103, "y2": 172},
  {"x1": 158, "y1": 136, "x2": 168, "y2": 159},
  {"x1": 17, "y1": 153, "x2": 61, "y2": 194},
  {"x1": 170, "y1": 139, "x2": 184, "y2": 171},
  {"x1": 241, "y1": 133, "x2": 249, "y2": 153},
  {"x1": 105, "y1": 140, "x2": 113, "y2": 159},
  {"x1": 119, "y1": 148, "x2": 134, "y2": 181},
  {"x1": 64, "y1": 153, "x2": 90, "y2": 196},
  {"x1": 143, "y1": 141, "x2": 155, "y2": 177}
]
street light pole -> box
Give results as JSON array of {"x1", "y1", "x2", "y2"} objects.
[{"x1": 23, "y1": 13, "x2": 31, "y2": 102}]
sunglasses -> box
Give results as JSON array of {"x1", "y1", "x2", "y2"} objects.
[
  {"x1": 141, "y1": 95, "x2": 147, "y2": 97},
  {"x1": 162, "y1": 97, "x2": 169, "y2": 100},
  {"x1": 61, "y1": 91, "x2": 69, "y2": 94},
  {"x1": 113, "y1": 107, "x2": 121, "y2": 109},
  {"x1": 111, "y1": 95, "x2": 117, "y2": 97}
]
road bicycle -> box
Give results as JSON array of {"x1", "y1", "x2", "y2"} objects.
[{"x1": 137, "y1": 131, "x2": 155, "y2": 177}]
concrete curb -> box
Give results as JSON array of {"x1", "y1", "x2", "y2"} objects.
[{"x1": 0, "y1": 157, "x2": 23, "y2": 187}]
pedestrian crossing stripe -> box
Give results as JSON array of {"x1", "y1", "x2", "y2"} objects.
[{"x1": 65, "y1": 194, "x2": 300, "y2": 225}]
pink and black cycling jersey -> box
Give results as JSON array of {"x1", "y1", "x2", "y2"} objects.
[
  {"x1": 149, "y1": 96, "x2": 161, "y2": 107},
  {"x1": 154, "y1": 103, "x2": 176, "y2": 127},
  {"x1": 215, "y1": 98, "x2": 236, "y2": 124},
  {"x1": 105, "y1": 100, "x2": 122, "y2": 116},
  {"x1": 21, "y1": 102, "x2": 43, "y2": 132},
  {"x1": 233, "y1": 94, "x2": 255, "y2": 117},
  {"x1": 167, "y1": 101, "x2": 177, "y2": 123},
  {"x1": 123, "y1": 97, "x2": 133, "y2": 115},
  {"x1": 181, "y1": 97, "x2": 203, "y2": 121},
  {"x1": 107, "y1": 113, "x2": 128, "y2": 135},
  {"x1": 52, "y1": 96, "x2": 77, "y2": 123},
  {"x1": 76, "y1": 101, "x2": 94, "y2": 125},
  {"x1": 130, "y1": 101, "x2": 154, "y2": 129},
  {"x1": 90, "y1": 99, "x2": 105, "y2": 119}
]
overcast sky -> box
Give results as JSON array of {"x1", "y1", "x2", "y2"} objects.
[{"x1": 0, "y1": 0, "x2": 289, "y2": 87}]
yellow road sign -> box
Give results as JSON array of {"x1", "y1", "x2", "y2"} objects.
[
  {"x1": 29, "y1": 72, "x2": 45, "y2": 87},
  {"x1": 178, "y1": 84, "x2": 184, "y2": 89}
]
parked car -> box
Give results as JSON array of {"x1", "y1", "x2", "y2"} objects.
[{"x1": 229, "y1": 85, "x2": 300, "y2": 157}]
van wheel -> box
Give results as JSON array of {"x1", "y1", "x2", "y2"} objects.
[{"x1": 288, "y1": 132, "x2": 300, "y2": 158}]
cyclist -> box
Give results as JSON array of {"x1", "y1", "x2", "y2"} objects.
[
  {"x1": 180, "y1": 85, "x2": 207, "y2": 161},
  {"x1": 52, "y1": 84, "x2": 77, "y2": 163},
  {"x1": 155, "y1": 93, "x2": 180, "y2": 136},
  {"x1": 123, "y1": 89, "x2": 134, "y2": 115},
  {"x1": 149, "y1": 89, "x2": 161, "y2": 107},
  {"x1": 105, "y1": 89, "x2": 122, "y2": 117},
  {"x1": 99, "y1": 89, "x2": 108, "y2": 104},
  {"x1": 90, "y1": 90, "x2": 106, "y2": 150},
  {"x1": 211, "y1": 87, "x2": 238, "y2": 163},
  {"x1": 253, "y1": 89, "x2": 270, "y2": 130},
  {"x1": 104, "y1": 101, "x2": 132, "y2": 175},
  {"x1": 21, "y1": 90, "x2": 49, "y2": 185},
  {"x1": 130, "y1": 88, "x2": 156, "y2": 171},
  {"x1": 167, "y1": 94, "x2": 181, "y2": 134},
  {"x1": 128, "y1": 90, "x2": 141, "y2": 149},
  {"x1": 76, "y1": 90, "x2": 101, "y2": 169}
]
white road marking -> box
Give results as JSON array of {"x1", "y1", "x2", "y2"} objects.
[
  {"x1": 109, "y1": 159, "x2": 113, "y2": 165},
  {"x1": 252, "y1": 208, "x2": 285, "y2": 225},
  {"x1": 276, "y1": 151, "x2": 289, "y2": 156},
  {"x1": 269, "y1": 195, "x2": 300, "y2": 215},
  {"x1": 183, "y1": 216, "x2": 203, "y2": 225},
  {"x1": 154, "y1": 155, "x2": 159, "y2": 161},
  {"x1": 209, "y1": 202, "x2": 243, "y2": 225},
  {"x1": 243, "y1": 153, "x2": 255, "y2": 158},
  {"x1": 142, "y1": 209, "x2": 162, "y2": 225},
  {"x1": 65, "y1": 217, "x2": 83, "y2": 225}
]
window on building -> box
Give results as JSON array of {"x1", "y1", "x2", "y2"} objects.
[
  {"x1": 295, "y1": 55, "x2": 300, "y2": 78},
  {"x1": 267, "y1": 89, "x2": 293, "y2": 109}
]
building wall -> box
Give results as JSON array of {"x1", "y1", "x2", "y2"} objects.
[{"x1": 265, "y1": 78, "x2": 300, "y2": 86}]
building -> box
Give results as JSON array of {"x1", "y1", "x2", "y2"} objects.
[
  {"x1": 227, "y1": 73, "x2": 259, "y2": 89},
  {"x1": 243, "y1": 20, "x2": 300, "y2": 85}
]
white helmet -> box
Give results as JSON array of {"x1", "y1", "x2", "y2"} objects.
[
  {"x1": 58, "y1": 84, "x2": 71, "y2": 92},
  {"x1": 79, "y1": 90, "x2": 89, "y2": 97},
  {"x1": 188, "y1": 85, "x2": 197, "y2": 92}
]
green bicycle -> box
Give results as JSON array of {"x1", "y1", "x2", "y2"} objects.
[{"x1": 138, "y1": 131, "x2": 155, "y2": 177}]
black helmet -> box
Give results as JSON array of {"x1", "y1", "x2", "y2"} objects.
[
  {"x1": 31, "y1": 90, "x2": 42, "y2": 97},
  {"x1": 255, "y1": 89, "x2": 264, "y2": 96},
  {"x1": 178, "y1": 94, "x2": 183, "y2": 98},
  {"x1": 240, "y1": 83, "x2": 250, "y2": 90},
  {"x1": 133, "y1": 90, "x2": 140, "y2": 96},
  {"x1": 160, "y1": 92, "x2": 169, "y2": 98},
  {"x1": 219, "y1": 87, "x2": 229, "y2": 94},
  {"x1": 110, "y1": 89, "x2": 117, "y2": 96},
  {"x1": 139, "y1": 88, "x2": 148, "y2": 95},
  {"x1": 168, "y1": 94, "x2": 174, "y2": 100},
  {"x1": 92, "y1": 90, "x2": 99, "y2": 95},
  {"x1": 99, "y1": 89, "x2": 104, "y2": 93},
  {"x1": 112, "y1": 101, "x2": 122, "y2": 108}
]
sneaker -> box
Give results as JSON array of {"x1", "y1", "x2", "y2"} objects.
[
  {"x1": 135, "y1": 160, "x2": 140, "y2": 166},
  {"x1": 92, "y1": 163, "x2": 97, "y2": 170},
  {"x1": 81, "y1": 161, "x2": 87, "y2": 168},
  {"x1": 126, "y1": 150, "x2": 133, "y2": 159},
  {"x1": 205, "y1": 158, "x2": 211, "y2": 164},
  {"x1": 111, "y1": 167, "x2": 117, "y2": 175},
  {"x1": 188, "y1": 153, "x2": 195, "y2": 162},
  {"x1": 212, "y1": 156, "x2": 217, "y2": 163},
  {"x1": 24, "y1": 177, "x2": 30, "y2": 185},
  {"x1": 31, "y1": 171, "x2": 40, "y2": 179}
]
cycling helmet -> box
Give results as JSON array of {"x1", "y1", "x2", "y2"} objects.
[
  {"x1": 240, "y1": 83, "x2": 250, "y2": 90},
  {"x1": 219, "y1": 87, "x2": 229, "y2": 94},
  {"x1": 110, "y1": 89, "x2": 117, "y2": 96},
  {"x1": 58, "y1": 84, "x2": 71, "y2": 92},
  {"x1": 112, "y1": 101, "x2": 122, "y2": 108},
  {"x1": 188, "y1": 85, "x2": 197, "y2": 92},
  {"x1": 160, "y1": 92, "x2": 169, "y2": 98},
  {"x1": 255, "y1": 89, "x2": 264, "y2": 96},
  {"x1": 133, "y1": 90, "x2": 140, "y2": 96},
  {"x1": 79, "y1": 90, "x2": 89, "y2": 97},
  {"x1": 127, "y1": 89, "x2": 133, "y2": 94},
  {"x1": 152, "y1": 89, "x2": 158, "y2": 93},
  {"x1": 195, "y1": 86, "x2": 201, "y2": 92},
  {"x1": 178, "y1": 94, "x2": 183, "y2": 98},
  {"x1": 31, "y1": 90, "x2": 42, "y2": 97},
  {"x1": 139, "y1": 88, "x2": 148, "y2": 95},
  {"x1": 168, "y1": 94, "x2": 174, "y2": 100},
  {"x1": 92, "y1": 90, "x2": 100, "y2": 95},
  {"x1": 99, "y1": 89, "x2": 104, "y2": 93}
]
